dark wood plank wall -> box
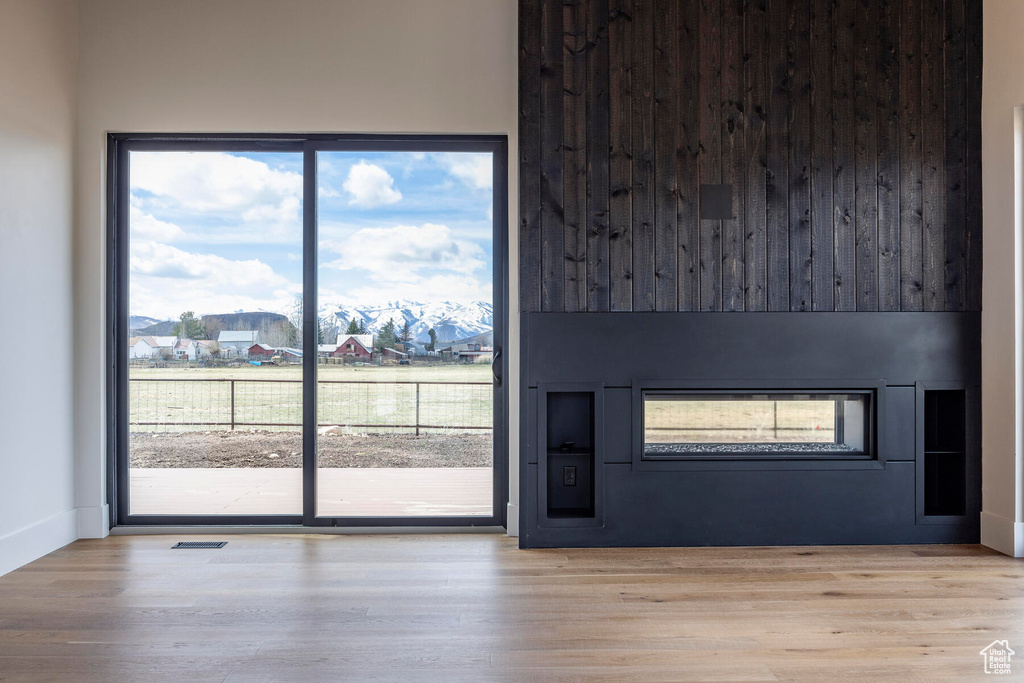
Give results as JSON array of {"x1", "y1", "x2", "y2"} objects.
[{"x1": 519, "y1": 0, "x2": 982, "y2": 313}]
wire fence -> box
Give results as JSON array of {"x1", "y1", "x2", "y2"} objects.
[{"x1": 129, "y1": 379, "x2": 493, "y2": 435}]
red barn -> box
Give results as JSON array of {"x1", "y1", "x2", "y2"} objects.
[
  {"x1": 248, "y1": 343, "x2": 275, "y2": 359},
  {"x1": 333, "y1": 334, "x2": 373, "y2": 359}
]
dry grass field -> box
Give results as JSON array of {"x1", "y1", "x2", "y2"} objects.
[{"x1": 644, "y1": 398, "x2": 837, "y2": 444}]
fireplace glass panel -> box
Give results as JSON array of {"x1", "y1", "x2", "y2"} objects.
[{"x1": 642, "y1": 392, "x2": 870, "y2": 458}]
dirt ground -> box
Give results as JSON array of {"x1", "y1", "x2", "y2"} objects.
[{"x1": 129, "y1": 430, "x2": 491, "y2": 468}]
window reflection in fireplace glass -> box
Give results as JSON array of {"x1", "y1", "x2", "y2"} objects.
[{"x1": 642, "y1": 392, "x2": 870, "y2": 457}]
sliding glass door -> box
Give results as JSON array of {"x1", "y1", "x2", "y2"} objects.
[
  {"x1": 313, "y1": 147, "x2": 496, "y2": 519},
  {"x1": 110, "y1": 135, "x2": 507, "y2": 527}
]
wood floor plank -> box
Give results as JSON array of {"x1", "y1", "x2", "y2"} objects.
[{"x1": 0, "y1": 536, "x2": 1021, "y2": 681}]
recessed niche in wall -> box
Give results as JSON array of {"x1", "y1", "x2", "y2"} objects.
[
  {"x1": 923, "y1": 390, "x2": 967, "y2": 517},
  {"x1": 544, "y1": 391, "x2": 595, "y2": 519}
]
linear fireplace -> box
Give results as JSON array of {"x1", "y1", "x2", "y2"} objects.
[{"x1": 641, "y1": 390, "x2": 871, "y2": 459}]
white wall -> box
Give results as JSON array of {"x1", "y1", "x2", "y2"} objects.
[
  {"x1": 74, "y1": 0, "x2": 521, "y2": 534},
  {"x1": 0, "y1": 0, "x2": 80, "y2": 574},
  {"x1": 981, "y1": 0, "x2": 1024, "y2": 556}
]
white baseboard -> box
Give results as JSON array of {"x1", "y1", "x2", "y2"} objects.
[
  {"x1": 0, "y1": 508, "x2": 78, "y2": 577},
  {"x1": 981, "y1": 510, "x2": 1024, "y2": 557},
  {"x1": 506, "y1": 502, "x2": 519, "y2": 537},
  {"x1": 77, "y1": 504, "x2": 109, "y2": 539}
]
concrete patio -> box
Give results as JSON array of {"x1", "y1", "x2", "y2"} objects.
[{"x1": 129, "y1": 467, "x2": 493, "y2": 517}]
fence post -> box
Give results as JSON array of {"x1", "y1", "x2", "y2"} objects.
[
  {"x1": 415, "y1": 382, "x2": 421, "y2": 436},
  {"x1": 773, "y1": 401, "x2": 778, "y2": 441},
  {"x1": 230, "y1": 379, "x2": 236, "y2": 431}
]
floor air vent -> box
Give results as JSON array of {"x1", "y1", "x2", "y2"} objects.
[{"x1": 172, "y1": 541, "x2": 227, "y2": 549}]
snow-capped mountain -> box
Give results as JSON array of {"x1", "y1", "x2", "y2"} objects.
[
  {"x1": 321, "y1": 300, "x2": 493, "y2": 344},
  {"x1": 129, "y1": 315, "x2": 167, "y2": 330}
]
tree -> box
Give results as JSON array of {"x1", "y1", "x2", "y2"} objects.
[
  {"x1": 287, "y1": 295, "x2": 304, "y2": 347},
  {"x1": 358, "y1": 319, "x2": 368, "y2": 334},
  {"x1": 317, "y1": 316, "x2": 332, "y2": 345},
  {"x1": 426, "y1": 328, "x2": 437, "y2": 352},
  {"x1": 205, "y1": 340, "x2": 221, "y2": 358},
  {"x1": 399, "y1": 320, "x2": 413, "y2": 343},
  {"x1": 174, "y1": 311, "x2": 205, "y2": 340},
  {"x1": 345, "y1": 318, "x2": 362, "y2": 335},
  {"x1": 283, "y1": 321, "x2": 298, "y2": 348},
  {"x1": 375, "y1": 318, "x2": 397, "y2": 352}
]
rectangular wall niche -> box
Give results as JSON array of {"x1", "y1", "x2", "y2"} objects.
[
  {"x1": 545, "y1": 391, "x2": 595, "y2": 518},
  {"x1": 642, "y1": 391, "x2": 871, "y2": 459},
  {"x1": 923, "y1": 390, "x2": 967, "y2": 516}
]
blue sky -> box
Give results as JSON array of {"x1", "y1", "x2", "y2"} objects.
[{"x1": 129, "y1": 150, "x2": 493, "y2": 320}]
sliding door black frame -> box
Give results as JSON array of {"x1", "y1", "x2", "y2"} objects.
[{"x1": 107, "y1": 133, "x2": 509, "y2": 529}]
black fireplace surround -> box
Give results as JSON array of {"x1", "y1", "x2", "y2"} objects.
[{"x1": 519, "y1": 312, "x2": 980, "y2": 548}]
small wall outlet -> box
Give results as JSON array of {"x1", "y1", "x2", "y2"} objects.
[{"x1": 563, "y1": 466, "x2": 577, "y2": 486}]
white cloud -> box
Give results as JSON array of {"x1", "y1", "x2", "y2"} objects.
[
  {"x1": 130, "y1": 151, "x2": 302, "y2": 242},
  {"x1": 318, "y1": 223, "x2": 490, "y2": 306},
  {"x1": 323, "y1": 223, "x2": 485, "y2": 277},
  {"x1": 436, "y1": 152, "x2": 492, "y2": 190},
  {"x1": 129, "y1": 240, "x2": 300, "y2": 319},
  {"x1": 343, "y1": 161, "x2": 402, "y2": 208},
  {"x1": 340, "y1": 274, "x2": 492, "y2": 306},
  {"x1": 129, "y1": 205, "x2": 186, "y2": 242}
]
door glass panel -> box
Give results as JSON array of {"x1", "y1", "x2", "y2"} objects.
[
  {"x1": 127, "y1": 150, "x2": 304, "y2": 515},
  {"x1": 315, "y1": 150, "x2": 494, "y2": 516}
]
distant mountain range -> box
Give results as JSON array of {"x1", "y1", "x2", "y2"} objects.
[
  {"x1": 322, "y1": 300, "x2": 493, "y2": 344},
  {"x1": 131, "y1": 300, "x2": 493, "y2": 345},
  {"x1": 129, "y1": 315, "x2": 166, "y2": 330},
  {"x1": 132, "y1": 312, "x2": 293, "y2": 345}
]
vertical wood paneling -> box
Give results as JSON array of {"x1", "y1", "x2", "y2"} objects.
[
  {"x1": 540, "y1": 0, "x2": 565, "y2": 311},
  {"x1": 519, "y1": 0, "x2": 543, "y2": 313},
  {"x1": 788, "y1": 2, "x2": 812, "y2": 311},
  {"x1": 654, "y1": 0, "x2": 678, "y2": 310},
  {"x1": 832, "y1": 0, "x2": 856, "y2": 311},
  {"x1": 876, "y1": 0, "x2": 900, "y2": 311},
  {"x1": 677, "y1": 0, "x2": 701, "y2": 311},
  {"x1": 809, "y1": 0, "x2": 833, "y2": 310},
  {"x1": 519, "y1": 0, "x2": 981, "y2": 314},
  {"x1": 743, "y1": 0, "x2": 768, "y2": 312},
  {"x1": 944, "y1": 0, "x2": 967, "y2": 311},
  {"x1": 964, "y1": 0, "x2": 982, "y2": 312},
  {"x1": 563, "y1": 0, "x2": 588, "y2": 312},
  {"x1": 765, "y1": 0, "x2": 789, "y2": 311},
  {"x1": 631, "y1": 0, "x2": 657, "y2": 311},
  {"x1": 921, "y1": 0, "x2": 945, "y2": 312},
  {"x1": 699, "y1": 0, "x2": 723, "y2": 311},
  {"x1": 721, "y1": 0, "x2": 746, "y2": 311},
  {"x1": 898, "y1": 0, "x2": 924, "y2": 311},
  {"x1": 854, "y1": 0, "x2": 878, "y2": 311},
  {"x1": 586, "y1": 0, "x2": 611, "y2": 311},
  {"x1": 608, "y1": 0, "x2": 633, "y2": 311}
]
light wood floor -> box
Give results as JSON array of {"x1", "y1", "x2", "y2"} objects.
[{"x1": 0, "y1": 536, "x2": 1021, "y2": 682}]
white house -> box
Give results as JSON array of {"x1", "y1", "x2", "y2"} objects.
[
  {"x1": 217, "y1": 330, "x2": 259, "y2": 357},
  {"x1": 195, "y1": 340, "x2": 218, "y2": 358},
  {"x1": 172, "y1": 339, "x2": 198, "y2": 361},
  {"x1": 130, "y1": 336, "x2": 176, "y2": 359}
]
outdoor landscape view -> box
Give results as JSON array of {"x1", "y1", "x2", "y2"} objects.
[{"x1": 128, "y1": 149, "x2": 495, "y2": 517}]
